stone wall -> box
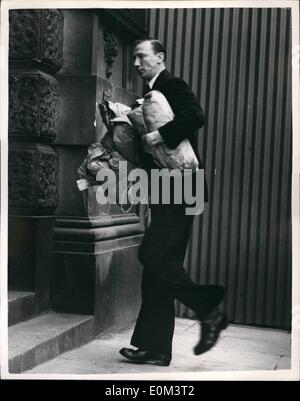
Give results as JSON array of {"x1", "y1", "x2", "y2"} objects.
[
  {"x1": 9, "y1": 8, "x2": 147, "y2": 333},
  {"x1": 50, "y1": 9, "x2": 147, "y2": 333},
  {"x1": 8, "y1": 9, "x2": 63, "y2": 312}
]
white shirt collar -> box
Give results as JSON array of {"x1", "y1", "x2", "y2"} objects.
[{"x1": 147, "y1": 68, "x2": 165, "y2": 89}]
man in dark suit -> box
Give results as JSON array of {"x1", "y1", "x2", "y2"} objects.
[{"x1": 119, "y1": 39, "x2": 227, "y2": 366}]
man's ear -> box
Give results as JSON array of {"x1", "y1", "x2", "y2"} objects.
[{"x1": 156, "y1": 52, "x2": 165, "y2": 63}]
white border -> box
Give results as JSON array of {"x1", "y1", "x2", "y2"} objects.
[{"x1": 1, "y1": 0, "x2": 299, "y2": 381}]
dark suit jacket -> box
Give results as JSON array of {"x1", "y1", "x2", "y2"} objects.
[
  {"x1": 153, "y1": 69, "x2": 205, "y2": 166},
  {"x1": 140, "y1": 69, "x2": 208, "y2": 201}
]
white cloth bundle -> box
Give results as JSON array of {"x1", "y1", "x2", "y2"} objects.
[{"x1": 128, "y1": 90, "x2": 199, "y2": 170}]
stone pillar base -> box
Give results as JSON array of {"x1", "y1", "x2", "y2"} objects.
[{"x1": 52, "y1": 230, "x2": 143, "y2": 335}]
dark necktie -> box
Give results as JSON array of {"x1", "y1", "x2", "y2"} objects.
[{"x1": 143, "y1": 84, "x2": 151, "y2": 96}]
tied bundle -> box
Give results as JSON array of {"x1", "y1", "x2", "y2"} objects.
[{"x1": 127, "y1": 90, "x2": 199, "y2": 171}]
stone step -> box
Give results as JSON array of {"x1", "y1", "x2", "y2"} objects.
[
  {"x1": 9, "y1": 311, "x2": 95, "y2": 373},
  {"x1": 8, "y1": 290, "x2": 35, "y2": 326}
]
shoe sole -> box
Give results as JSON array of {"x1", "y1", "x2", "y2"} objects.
[{"x1": 119, "y1": 350, "x2": 171, "y2": 366}]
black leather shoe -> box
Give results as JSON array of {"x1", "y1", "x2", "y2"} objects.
[
  {"x1": 194, "y1": 310, "x2": 228, "y2": 355},
  {"x1": 119, "y1": 348, "x2": 171, "y2": 366}
]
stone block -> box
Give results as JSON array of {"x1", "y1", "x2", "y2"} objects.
[
  {"x1": 8, "y1": 215, "x2": 55, "y2": 312},
  {"x1": 94, "y1": 244, "x2": 143, "y2": 334},
  {"x1": 56, "y1": 76, "x2": 97, "y2": 145},
  {"x1": 9, "y1": 72, "x2": 59, "y2": 140},
  {"x1": 8, "y1": 312, "x2": 94, "y2": 373},
  {"x1": 8, "y1": 291, "x2": 35, "y2": 326},
  {"x1": 51, "y1": 234, "x2": 143, "y2": 335},
  {"x1": 58, "y1": 9, "x2": 94, "y2": 75},
  {"x1": 8, "y1": 217, "x2": 35, "y2": 291},
  {"x1": 9, "y1": 9, "x2": 64, "y2": 70},
  {"x1": 9, "y1": 143, "x2": 58, "y2": 209},
  {"x1": 51, "y1": 253, "x2": 96, "y2": 315},
  {"x1": 55, "y1": 146, "x2": 87, "y2": 216}
]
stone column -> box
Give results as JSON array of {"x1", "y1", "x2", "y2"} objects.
[
  {"x1": 8, "y1": 9, "x2": 64, "y2": 312},
  {"x1": 51, "y1": 10, "x2": 144, "y2": 334}
]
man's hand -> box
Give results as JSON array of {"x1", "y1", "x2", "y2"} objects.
[{"x1": 142, "y1": 130, "x2": 164, "y2": 153}]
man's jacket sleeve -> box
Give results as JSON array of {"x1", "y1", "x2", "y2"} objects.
[{"x1": 158, "y1": 77, "x2": 205, "y2": 149}]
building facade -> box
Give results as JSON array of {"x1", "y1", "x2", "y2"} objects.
[{"x1": 7, "y1": 7, "x2": 292, "y2": 372}]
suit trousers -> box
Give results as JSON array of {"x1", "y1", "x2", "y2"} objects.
[{"x1": 130, "y1": 174, "x2": 225, "y2": 355}]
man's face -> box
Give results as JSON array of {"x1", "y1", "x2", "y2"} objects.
[{"x1": 133, "y1": 41, "x2": 163, "y2": 81}]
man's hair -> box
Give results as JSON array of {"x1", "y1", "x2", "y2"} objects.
[{"x1": 133, "y1": 38, "x2": 167, "y2": 61}]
